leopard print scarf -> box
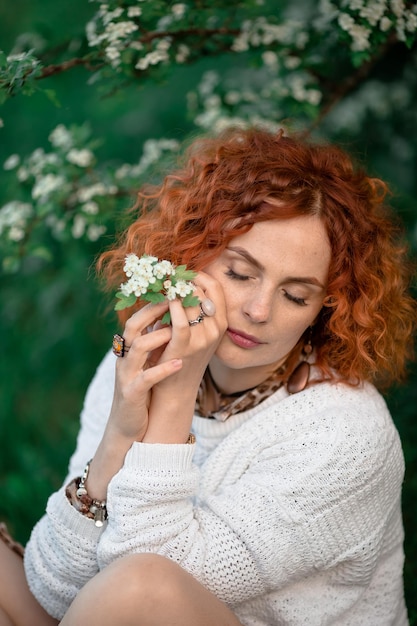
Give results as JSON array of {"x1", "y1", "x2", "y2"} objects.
[{"x1": 195, "y1": 366, "x2": 286, "y2": 422}]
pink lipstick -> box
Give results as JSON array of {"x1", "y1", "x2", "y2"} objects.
[{"x1": 227, "y1": 328, "x2": 264, "y2": 349}]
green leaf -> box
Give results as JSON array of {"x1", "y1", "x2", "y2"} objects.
[
  {"x1": 2, "y1": 256, "x2": 20, "y2": 273},
  {"x1": 149, "y1": 278, "x2": 163, "y2": 292},
  {"x1": 174, "y1": 265, "x2": 197, "y2": 281},
  {"x1": 142, "y1": 291, "x2": 166, "y2": 303},
  {"x1": 30, "y1": 246, "x2": 53, "y2": 262},
  {"x1": 114, "y1": 293, "x2": 137, "y2": 310},
  {"x1": 182, "y1": 294, "x2": 199, "y2": 308},
  {"x1": 161, "y1": 311, "x2": 171, "y2": 325},
  {"x1": 43, "y1": 88, "x2": 61, "y2": 107}
]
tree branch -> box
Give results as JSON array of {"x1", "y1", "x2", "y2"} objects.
[
  {"x1": 38, "y1": 55, "x2": 101, "y2": 79},
  {"x1": 36, "y1": 26, "x2": 241, "y2": 81},
  {"x1": 307, "y1": 32, "x2": 399, "y2": 133}
]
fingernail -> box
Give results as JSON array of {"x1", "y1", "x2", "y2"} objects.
[{"x1": 172, "y1": 359, "x2": 182, "y2": 368}]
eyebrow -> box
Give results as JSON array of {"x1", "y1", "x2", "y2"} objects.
[{"x1": 226, "y1": 246, "x2": 326, "y2": 290}]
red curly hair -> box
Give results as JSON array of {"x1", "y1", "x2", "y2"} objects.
[{"x1": 98, "y1": 127, "x2": 415, "y2": 388}]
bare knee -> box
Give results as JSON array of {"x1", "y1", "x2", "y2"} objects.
[
  {"x1": 62, "y1": 554, "x2": 242, "y2": 626},
  {"x1": 106, "y1": 553, "x2": 191, "y2": 606}
]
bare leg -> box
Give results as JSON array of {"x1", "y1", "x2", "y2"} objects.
[
  {"x1": 0, "y1": 540, "x2": 59, "y2": 626},
  {"x1": 0, "y1": 607, "x2": 13, "y2": 626},
  {"x1": 61, "y1": 553, "x2": 243, "y2": 626}
]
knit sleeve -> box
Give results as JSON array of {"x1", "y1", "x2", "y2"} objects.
[
  {"x1": 97, "y1": 383, "x2": 405, "y2": 608},
  {"x1": 24, "y1": 350, "x2": 116, "y2": 619}
]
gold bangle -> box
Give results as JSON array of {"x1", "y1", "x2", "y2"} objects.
[{"x1": 187, "y1": 433, "x2": 196, "y2": 444}]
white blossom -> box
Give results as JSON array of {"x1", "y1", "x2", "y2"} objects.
[
  {"x1": 406, "y1": 12, "x2": 417, "y2": 32},
  {"x1": 262, "y1": 50, "x2": 278, "y2": 68},
  {"x1": 32, "y1": 174, "x2": 66, "y2": 200},
  {"x1": 49, "y1": 124, "x2": 73, "y2": 150},
  {"x1": 338, "y1": 13, "x2": 355, "y2": 31},
  {"x1": 172, "y1": 3, "x2": 186, "y2": 18},
  {"x1": 175, "y1": 280, "x2": 193, "y2": 298},
  {"x1": 0, "y1": 201, "x2": 33, "y2": 236},
  {"x1": 77, "y1": 183, "x2": 117, "y2": 202},
  {"x1": 117, "y1": 254, "x2": 196, "y2": 309},
  {"x1": 359, "y1": 1, "x2": 386, "y2": 27},
  {"x1": 102, "y1": 7, "x2": 123, "y2": 26},
  {"x1": 87, "y1": 224, "x2": 107, "y2": 241},
  {"x1": 46, "y1": 214, "x2": 66, "y2": 237},
  {"x1": 130, "y1": 41, "x2": 144, "y2": 51},
  {"x1": 338, "y1": 12, "x2": 371, "y2": 50},
  {"x1": 176, "y1": 44, "x2": 190, "y2": 63},
  {"x1": 105, "y1": 20, "x2": 138, "y2": 43},
  {"x1": 284, "y1": 55, "x2": 301, "y2": 69},
  {"x1": 26, "y1": 148, "x2": 60, "y2": 177},
  {"x1": 67, "y1": 148, "x2": 94, "y2": 167},
  {"x1": 390, "y1": 0, "x2": 405, "y2": 18},
  {"x1": 350, "y1": 23, "x2": 371, "y2": 50},
  {"x1": 105, "y1": 45, "x2": 121, "y2": 64},
  {"x1": 81, "y1": 201, "x2": 99, "y2": 215},
  {"x1": 127, "y1": 6, "x2": 142, "y2": 18},
  {"x1": 154, "y1": 260, "x2": 175, "y2": 278},
  {"x1": 3, "y1": 154, "x2": 20, "y2": 170},
  {"x1": 380, "y1": 16, "x2": 392, "y2": 31},
  {"x1": 9, "y1": 226, "x2": 26, "y2": 241},
  {"x1": 17, "y1": 167, "x2": 29, "y2": 182},
  {"x1": 165, "y1": 285, "x2": 178, "y2": 300},
  {"x1": 71, "y1": 214, "x2": 86, "y2": 238},
  {"x1": 224, "y1": 91, "x2": 241, "y2": 105}
]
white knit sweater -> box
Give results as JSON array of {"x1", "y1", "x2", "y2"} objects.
[{"x1": 24, "y1": 350, "x2": 408, "y2": 625}]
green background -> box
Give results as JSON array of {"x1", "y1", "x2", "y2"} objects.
[{"x1": 0, "y1": 1, "x2": 416, "y2": 622}]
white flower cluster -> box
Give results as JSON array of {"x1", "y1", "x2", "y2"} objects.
[
  {"x1": 75, "y1": 182, "x2": 117, "y2": 203},
  {"x1": 135, "y1": 38, "x2": 171, "y2": 71},
  {"x1": 67, "y1": 148, "x2": 94, "y2": 168},
  {"x1": 115, "y1": 138, "x2": 180, "y2": 180},
  {"x1": 191, "y1": 66, "x2": 321, "y2": 134},
  {"x1": 0, "y1": 201, "x2": 33, "y2": 242},
  {"x1": 120, "y1": 254, "x2": 193, "y2": 301},
  {"x1": 231, "y1": 18, "x2": 308, "y2": 52},
  {"x1": 325, "y1": 78, "x2": 411, "y2": 133},
  {"x1": 86, "y1": 4, "x2": 139, "y2": 67},
  {"x1": 336, "y1": 0, "x2": 417, "y2": 50},
  {"x1": 1, "y1": 123, "x2": 114, "y2": 252},
  {"x1": 49, "y1": 124, "x2": 73, "y2": 150},
  {"x1": 71, "y1": 214, "x2": 107, "y2": 241},
  {"x1": 32, "y1": 173, "x2": 66, "y2": 200}
]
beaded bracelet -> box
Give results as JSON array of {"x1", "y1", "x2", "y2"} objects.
[{"x1": 65, "y1": 459, "x2": 107, "y2": 528}]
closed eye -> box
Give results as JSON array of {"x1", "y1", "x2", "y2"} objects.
[
  {"x1": 284, "y1": 291, "x2": 307, "y2": 306},
  {"x1": 225, "y1": 268, "x2": 250, "y2": 281}
]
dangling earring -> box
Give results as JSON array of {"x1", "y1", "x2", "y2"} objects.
[{"x1": 286, "y1": 327, "x2": 313, "y2": 394}]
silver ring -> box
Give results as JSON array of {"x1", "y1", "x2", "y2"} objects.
[
  {"x1": 200, "y1": 298, "x2": 216, "y2": 317},
  {"x1": 188, "y1": 314, "x2": 204, "y2": 326}
]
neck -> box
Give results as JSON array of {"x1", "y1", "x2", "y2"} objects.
[{"x1": 208, "y1": 355, "x2": 286, "y2": 395}]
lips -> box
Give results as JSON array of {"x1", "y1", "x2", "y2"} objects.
[{"x1": 226, "y1": 328, "x2": 264, "y2": 349}]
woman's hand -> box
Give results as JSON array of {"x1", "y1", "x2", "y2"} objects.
[
  {"x1": 143, "y1": 271, "x2": 227, "y2": 443},
  {"x1": 86, "y1": 272, "x2": 226, "y2": 498},
  {"x1": 85, "y1": 301, "x2": 183, "y2": 500},
  {"x1": 107, "y1": 300, "x2": 183, "y2": 441}
]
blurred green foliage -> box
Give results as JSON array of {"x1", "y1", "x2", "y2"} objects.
[{"x1": 0, "y1": 0, "x2": 416, "y2": 622}]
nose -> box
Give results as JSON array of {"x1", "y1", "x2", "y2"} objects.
[{"x1": 243, "y1": 289, "x2": 273, "y2": 324}]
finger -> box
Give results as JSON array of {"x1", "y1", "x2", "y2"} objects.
[
  {"x1": 192, "y1": 271, "x2": 226, "y2": 317},
  {"x1": 123, "y1": 301, "x2": 169, "y2": 344},
  {"x1": 117, "y1": 326, "x2": 172, "y2": 373},
  {"x1": 135, "y1": 358, "x2": 183, "y2": 390}
]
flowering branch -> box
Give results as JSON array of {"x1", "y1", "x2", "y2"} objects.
[{"x1": 115, "y1": 254, "x2": 199, "y2": 324}]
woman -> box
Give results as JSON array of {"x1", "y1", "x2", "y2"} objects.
[{"x1": 0, "y1": 127, "x2": 415, "y2": 625}]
